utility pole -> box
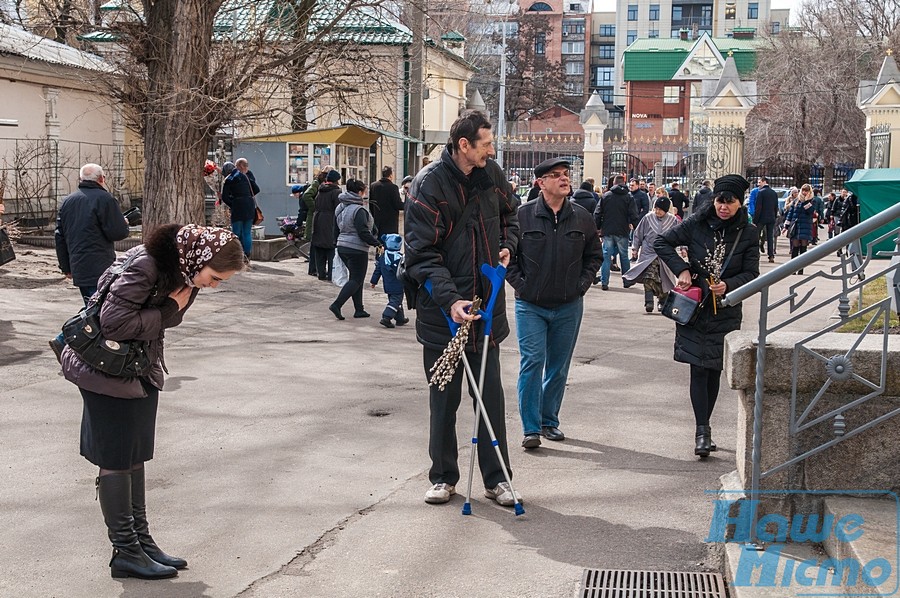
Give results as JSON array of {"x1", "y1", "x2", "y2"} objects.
[{"x1": 407, "y1": 1, "x2": 426, "y2": 177}]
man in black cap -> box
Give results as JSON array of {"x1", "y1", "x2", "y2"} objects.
[{"x1": 507, "y1": 158, "x2": 602, "y2": 450}]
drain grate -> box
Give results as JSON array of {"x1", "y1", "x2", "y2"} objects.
[{"x1": 579, "y1": 569, "x2": 727, "y2": 598}]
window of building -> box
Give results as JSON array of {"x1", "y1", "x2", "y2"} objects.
[
  {"x1": 563, "y1": 19, "x2": 586, "y2": 35},
  {"x1": 748, "y1": 2, "x2": 758, "y2": 18},
  {"x1": 725, "y1": 2, "x2": 736, "y2": 19},
  {"x1": 609, "y1": 112, "x2": 625, "y2": 130},
  {"x1": 599, "y1": 24, "x2": 616, "y2": 36},
  {"x1": 663, "y1": 118, "x2": 680, "y2": 136},
  {"x1": 627, "y1": 29, "x2": 637, "y2": 45},
  {"x1": 671, "y1": 29, "x2": 681, "y2": 38},
  {"x1": 648, "y1": 28, "x2": 659, "y2": 38},
  {"x1": 565, "y1": 61, "x2": 585, "y2": 75},
  {"x1": 649, "y1": 4, "x2": 660, "y2": 20},
  {"x1": 565, "y1": 81, "x2": 584, "y2": 95},
  {"x1": 627, "y1": 4, "x2": 638, "y2": 20},
  {"x1": 592, "y1": 66, "x2": 614, "y2": 86},
  {"x1": 598, "y1": 43, "x2": 615, "y2": 59},
  {"x1": 569, "y1": 2, "x2": 584, "y2": 12},
  {"x1": 701, "y1": 5, "x2": 712, "y2": 26},
  {"x1": 599, "y1": 88, "x2": 614, "y2": 103},
  {"x1": 562, "y1": 41, "x2": 585, "y2": 54},
  {"x1": 535, "y1": 32, "x2": 546, "y2": 55},
  {"x1": 672, "y1": 6, "x2": 682, "y2": 21},
  {"x1": 772, "y1": 21, "x2": 780, "y2": 33},
  {"x1": 663, "y1": 85, "x2": 680, "y2": 103},
  {"x1": 527, "y1": 1, "x2": 552, "y2": 11}
]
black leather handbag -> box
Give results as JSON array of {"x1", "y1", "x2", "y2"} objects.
[
  {"x1": 61, "y1": 252, "x2": 153, "y2": 378},
  {"x1": 661, "y1": 286, "x2": 704, "y2": 325}
]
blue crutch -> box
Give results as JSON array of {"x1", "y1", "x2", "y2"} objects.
[{"x1": 425, "y1": 264, "x2": 523, "y2": 516}]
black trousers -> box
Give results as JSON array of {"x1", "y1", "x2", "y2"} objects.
[
  {"x1": 307, "y1": 244, "x2": 318, "y2": 275},
  {"x1": 424, "y1": 346, "x2": 511, "y2": 489},
  {"x1": 689, "y1": 365, "x2": 721, "y2": 427},
  {"x1": 313, "y1": 245, "x2": 334, "y2": 280},
  {"x1": 334, "y1": 247, "x2": 368, "y2": 312},
  {"x1": 758, "y1": 222, "x2": 776, "y2": 257}
]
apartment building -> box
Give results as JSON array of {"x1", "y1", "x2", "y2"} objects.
[
  {"x1": 609, "y1": 0, "x2": 777, "y2": 106},
  {"x1": 588, "y1": 11, "x2": 625, "y2": 138}
]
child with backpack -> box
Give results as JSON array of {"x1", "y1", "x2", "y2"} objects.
[{"x1": 370, "y1": 234, "x2": 409, "y2": 328}]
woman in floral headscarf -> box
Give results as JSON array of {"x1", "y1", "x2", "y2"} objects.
[{"x1": 60, "y1": 223, "x2": 245, "y2": 581}]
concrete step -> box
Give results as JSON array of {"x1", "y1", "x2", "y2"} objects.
[
  {"x1": 723, "y1": 495, "x2": 899, "y2": 598},
  {"x1": 822, "y1": 495, "x2": 899, "y2": 597}
]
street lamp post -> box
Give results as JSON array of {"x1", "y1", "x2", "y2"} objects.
[{"x1": 494, "y1": 0, "x2": 515, "y2": 169}]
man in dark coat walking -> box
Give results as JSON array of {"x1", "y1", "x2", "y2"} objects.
[
  {"x1": 369, "y1": 166, "x2": 404, "y2": 235},
  {"x1": 593, "y1": 175, "x2": 638, "y2": 290},
  {"x1": 630, "y1": 179, "x2": 651, "y2": 220},
  {"x1": 693, "y1": 180, "x2": 713, "y2": 212},
  {"x1": 404, "y1": 110, "x2": 521, "y2": 508},
  {"x1": 221, "y1": 157, "x2": 260, "y2": 257},
  {"x1": 753, "y1": 176, "x2": 779, "y2": 263},
  {"x1": 51, "y1": 163, "x2": 130, "y2": 360}
]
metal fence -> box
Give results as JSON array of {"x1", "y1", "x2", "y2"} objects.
[{"x1": 0, "y1": 138, "x2": 144, "y2": 228}]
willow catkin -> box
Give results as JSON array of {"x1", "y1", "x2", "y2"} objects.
[{"x1": 428, "y1": 297, "x2": 482, "y2": 390}]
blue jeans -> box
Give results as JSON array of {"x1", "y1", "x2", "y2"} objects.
[
  {"x1": 55, "y1": 285, "x2": 96, "y2": 345},
  {"x1": 515, "y1": 297, "x2": 584, "y2": 435},
  {"x1": 232, "y1": 219, "x2": 253, "y2": 256},
  {"x1": 601, "y1": 235, "x2": 630, "y2": 285}
]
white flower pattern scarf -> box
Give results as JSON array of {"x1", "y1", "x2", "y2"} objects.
[{"x1": 175, "y1": 224, "x2": 237, "y2": 287}]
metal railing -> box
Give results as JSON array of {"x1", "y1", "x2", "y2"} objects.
[{"x1": 722, "y1": 201, "x2": 900, "y2": 541}]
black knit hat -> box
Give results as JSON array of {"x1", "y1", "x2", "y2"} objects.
[
  {"x1": 654, "y1": 197, "x2": 671, "y2": 212},
  {"x1": 326, "y1": 169, "x2": 341, "y2": 183},
  {"x1": 713, "y1": 174, "x2": 750, "y2": 199}
]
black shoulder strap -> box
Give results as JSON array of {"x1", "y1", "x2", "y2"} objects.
[
  {"x1": 91, "y1": 249, "x2": 144, "y2": 307},
  {"x1": 443, "y1": 195, "x2": 480, "y2": 250}
]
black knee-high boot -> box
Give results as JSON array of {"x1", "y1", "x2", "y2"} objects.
[
  {"x1": 132, "y1": 468, "x2": 188, "y2": 570},
  {"x1": 97, "y1": 473, "x2": 178, "y2": 580}
]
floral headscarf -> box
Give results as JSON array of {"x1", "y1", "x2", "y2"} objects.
[{"x1": 175, "y1": 224, "x2": 237, "y2": 287}]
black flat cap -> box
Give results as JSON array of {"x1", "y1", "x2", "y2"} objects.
[{"x1": 534, "y1": 157, "x2": 571, "y2": 178}]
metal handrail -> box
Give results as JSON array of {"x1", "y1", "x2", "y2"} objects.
[
  {"x1": 714, "y1": 198, "x2": 900, "y2": 546},
  {"x1": 722, "y1": 200, "x2": 900, "y2": 307}
]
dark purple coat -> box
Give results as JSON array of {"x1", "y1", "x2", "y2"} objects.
[{"x1": 61, "y1": 240, "x2": 198, "y2": 399}]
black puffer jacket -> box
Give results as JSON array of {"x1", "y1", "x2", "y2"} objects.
[
  {"x1": 507, "y1": 195, "x2": 602, "y2": 308},
  {"x1": 594, "y1": 184, "x2": 638, "y2": 237},
  {"x1": 404, "y1": 147, "x2": 519, "y2": 351},
  {"x1": 654, "y1": 203, "x2": 759, "y2": 370},
  {"x1": 61, "y1": 224, "x2": 198, "y2": 398},
  {"x1": 311, "y1": 182, "x2": 341, "y2": 248}
]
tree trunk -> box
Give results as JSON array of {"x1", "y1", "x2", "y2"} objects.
[{"x1": 141, "y1": 0, "x2": 222, "y2": 239}]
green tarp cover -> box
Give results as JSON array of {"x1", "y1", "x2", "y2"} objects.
[{"x1": 844, "y1": 169, "x2": 900, "y2": 259}]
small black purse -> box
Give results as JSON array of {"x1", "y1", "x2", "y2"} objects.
[
  {"x1": 661, "y1": 286, "x2": 704, "y2": 325},
  {"x1": 61, "y1": 252, "x2": 153, "y2": 378}
]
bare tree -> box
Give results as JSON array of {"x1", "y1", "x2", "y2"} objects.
[
  {"x1": 469, "y1": 12, "x2": 568, "y2": 126},
  {"x1": 746, "y1": 0, "x2": 899, "y2": 184},
  {"x1": 88, "y1": 0, "x2": 420, "y2": 236}
]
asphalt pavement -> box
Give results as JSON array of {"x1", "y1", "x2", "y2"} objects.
[{"x1": 0, "y1": 243, "x2": 847, "y2": 598}]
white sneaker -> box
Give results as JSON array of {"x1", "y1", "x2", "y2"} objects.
[
  {"x1": 484, "y1": 482, "x2": 523, "y2": 507},
  {"x1": 424, "y1": 483, "x2": 456, "y2": 504}
]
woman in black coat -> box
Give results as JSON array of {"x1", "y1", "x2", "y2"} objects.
[
  {"x1": 311, "y1": 169, "x2": 342, "y2": 280},
  {"x1": 654, "y1": 175, "x2": 760, "y2": 458}
]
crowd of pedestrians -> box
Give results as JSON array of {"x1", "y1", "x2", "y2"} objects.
[{"x1": 51, "y1": 112, "x2": 871, "y2": 581}]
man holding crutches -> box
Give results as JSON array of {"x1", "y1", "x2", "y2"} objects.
[{"x1": 404, "y1": 111, "x2": 521, "y2": 507}]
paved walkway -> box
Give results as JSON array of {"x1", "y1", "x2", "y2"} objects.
[{"x1": 0, "y1": 244, "x2": 855, "y2": 597}]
